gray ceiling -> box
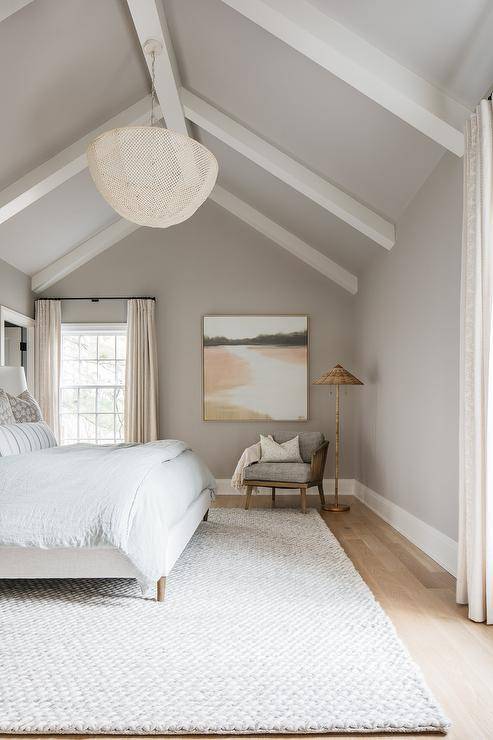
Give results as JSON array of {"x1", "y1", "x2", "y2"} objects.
[{"x1": 0, "y1": 0, "x2": 489, "y2": 281}]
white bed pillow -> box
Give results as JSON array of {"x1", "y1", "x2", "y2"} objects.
[
  {"x1": 260, "y1": 434, "x2": 303, "y2": 463},
  {"x1": 0, "y1": 421, "x2": 57, "y2": 457}
]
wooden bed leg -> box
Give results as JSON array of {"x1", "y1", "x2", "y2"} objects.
[
  {"x1": 203, "y1": 509, "x2": 209, "y2": 521},
  {"x1": 156, "y1": 577, "x2": 166, "y2": 602}
]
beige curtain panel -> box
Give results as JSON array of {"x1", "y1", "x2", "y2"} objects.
[
  {"x1": 34, "y1": 299, "x2": 61, "y2": 439},
  {"x1": 457, "y1": 100, "x2": 493, "y2": 623},
  {"x1": 124, "y1": 298, "x2": 159, "y2": 443}
]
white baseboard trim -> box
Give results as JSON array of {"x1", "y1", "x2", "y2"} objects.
[
  {"x1": 353, "y1": 480, "x2": 458, "y2": 577},
  {"x1": 216, "y1": 477, "x2": 457, "y2": 577}
]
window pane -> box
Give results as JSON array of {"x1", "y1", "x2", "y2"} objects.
[
  {"x1": 60, "y1": 414, "x2": 78, "y2": 441},
  {"x1": 60, "y1": 328, "x2": 126, "y2": 446},
  {"x1": 79, "y1": 414, "x2": 96, "y2": 441},
  {"x1": 116, "y1": 335, "x2": 127, "y2": 360},
  {"x1": 79, "y1": 360, "x2": 98, "y2": 385},
  {"x1": 98, "y1": 335, "x2": 115, "y2": 360},
  {"x1": 97, "y1": 414, "x2": 115, "y2": 440},
  {"x1": 116, "y1": 360, "x2": 125, "y2": 386},
  {"x1": 79, "y1": 388, "x2": 96, "y2": 413},
  {"x1": 115, "y1": 412, "x2": 124, "y2": 441},
  {"x1": 97, "y1": 388, "x2": 115, "y2": 413},
  {"x1": 115, "y1": 388, "x2": 125, "y2": 414},
  {"x1": 98, "y1": 361, "x2": 116, "y2": 385},
  {"x1": 60, "y1": 388, "x2": 78, "y2": 413},
  {"x1": 79, "y1": 335, "x2": 97, "y2": 360},
  {"x1": 61, "y1": 360, "x2": 78, "y2": 386},
  {"x1": 63, "y1": 335, "x2": 79, "y2": 360}
]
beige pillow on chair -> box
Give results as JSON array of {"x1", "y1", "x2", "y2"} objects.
[{"x1": 260, "y1": 434, "x2": 303, "y2": 463}]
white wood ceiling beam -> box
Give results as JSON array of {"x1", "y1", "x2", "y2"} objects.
[
  {"x1": 31, "y1": 220, "x2": 139, "y2": 293},
  {"x1": 0, "y1": 0, "x2": 34, "y2": 23},
  {"x1": 220, "y1": 0, "x2": 468, "y2": 156},
  {"x1": 181, "y1": 88, "x2": 395, "y2": 249},
  {"x1": 126, "y1": 0, "x2": 188, "y2": 135},
  {"x1": 211, "y1": 185, "x2": 358, "y2": 294},
  {"x1": 0, "y1": 96, "x2": 155, "y2": 227},
  {"x1": 29, "y1": 0, "x2": 355, "y2": 294}
]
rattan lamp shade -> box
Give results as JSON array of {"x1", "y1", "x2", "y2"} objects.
[
  {"x1": 313, "y1": 364, "x2": 363, "y2": 385},
  {"x1": 313, "y1": 364, "x2": 363, "y2": 513},
  {"x1": 87, "y1": 126, "x2": 218, "y2": 228}
]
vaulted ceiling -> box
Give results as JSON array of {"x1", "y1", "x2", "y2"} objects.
[{"x1": 0, "y1": 0, "x2": 492, "y2": 294}]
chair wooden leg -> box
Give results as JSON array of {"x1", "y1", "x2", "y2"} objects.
[
  {"x1": 245, "y1": 485, "x2": 253, "y2": 510},
  {"x1": 300, "y1": 487, "x2": 307, "y2": 514},
  {"x1": 203, "y1": 509, "x2": 209, "y2": 521},
  {"x1": 318, "y1": 483, "x2": 326, "y2": 509},
  {"x1": 271, "y1": 487, "x2": 276, "y2": 505},
  {"x1": 156, "y1": 577, "x2": 166, "y2": 602}
]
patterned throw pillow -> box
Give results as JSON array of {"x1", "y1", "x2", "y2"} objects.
[
  {"x1": 0, "y1": 391, "x2": 15, "y2": 424},
  {"x1": 7, "y1": 390, "x2": 43, "y2": 423},
  {"x1": 260, "y1": 434, "x2": 303, "y2": 463}
]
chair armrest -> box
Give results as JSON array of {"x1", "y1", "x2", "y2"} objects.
[{"x1": 310, "y1": 441, "x2": 329, "y2": 481}]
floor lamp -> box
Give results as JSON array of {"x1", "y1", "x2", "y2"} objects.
[{"x1": 313, "y1": 364, "x2": 363, "y2": 512}]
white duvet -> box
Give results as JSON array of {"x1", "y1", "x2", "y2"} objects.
[{"x1": 0, "y1": 440, "x2": 216, "y2": 589}]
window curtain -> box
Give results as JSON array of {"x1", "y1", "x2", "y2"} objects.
[
  {"x1": 124, "y1": 299, "x2": 159, "y2": 443},
  {"x1": 457, "y1": 100, "x2": 493, "y2": 623},
  {"x1": 34, "y1": 299, "x2": 61, "y2": 439}
]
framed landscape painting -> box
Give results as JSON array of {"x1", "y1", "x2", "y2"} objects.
[{"x1": 202, "y1": 315, "x2": 308, "y2": 421}]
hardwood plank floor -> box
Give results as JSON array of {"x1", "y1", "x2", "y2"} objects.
[{"x1": 4, "y1": 494, "x2": 493, "y2": 739}]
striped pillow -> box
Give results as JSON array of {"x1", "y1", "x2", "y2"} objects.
[{"x1": 0, "y1": 422, "x2": 57, "y2": 457}]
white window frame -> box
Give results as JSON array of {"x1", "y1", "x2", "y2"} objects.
[{"x1": 60, "y1": 323, "x2": 127, "y2": 445}]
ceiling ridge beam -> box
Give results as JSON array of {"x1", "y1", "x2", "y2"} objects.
[
  {"x1": 0, "y1": 96, "x2": 155, "y2": 227},
  {"x1": 220, "y1": 0, "x2": 468, "y2": 156},
  {"x1": 211, "y1": 185, "x2": 358, "y2": 293},
  {"x1": 181, "y1": 88, "x2": 394, "y2": 249},
  {"x1": 31, "y1": 220, "x2": 140, "y2": 293},
  {"x1": 126, "y1": 0, "x2": 188, "y2": 135}
]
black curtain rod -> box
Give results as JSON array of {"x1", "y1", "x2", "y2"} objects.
[{"x1": 36, "y1": 296, "x2": 156, "y2": 302}]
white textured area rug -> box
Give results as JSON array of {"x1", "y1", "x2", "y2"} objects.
[{"x1": 0, "y1": 509, "x2": 449, "y2": 735}]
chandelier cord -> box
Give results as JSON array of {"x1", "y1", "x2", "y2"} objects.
[{"x1": 150, "y1": 51, "x2": 157, "y2": 127}]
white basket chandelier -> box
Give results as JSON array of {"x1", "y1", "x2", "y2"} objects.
[{"x1": 87, "y1": 41, "x2": 218, "y2": 228}]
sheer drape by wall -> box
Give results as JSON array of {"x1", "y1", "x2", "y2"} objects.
[
  {"x1": 124, "y1": 299, "x2": 159, "y2": 443},
  {"x1": 34, "y1": 299, "x2": 61, "y2": 438},
  {"x1": 457, "y1": 100, "x2": 493, "y2": 623}
]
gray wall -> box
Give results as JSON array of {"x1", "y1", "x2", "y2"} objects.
[
  {"x1": 354, "y1": 153, "x2": 462, "y2": 540},
  {"x1": 0, "y1": 256, "x2": 34, "y2": 317},
  {"x1": 44, "y1": 200, "x2": 357, "y2": 478}
]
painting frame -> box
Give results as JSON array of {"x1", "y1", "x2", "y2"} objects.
[{"x1": 202, "y1": 314, "x2": 310, "y2": 422}]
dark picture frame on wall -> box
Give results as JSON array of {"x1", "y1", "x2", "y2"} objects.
[{"x1": 202, "y1": 314, "x2": 309, "y2": 422}]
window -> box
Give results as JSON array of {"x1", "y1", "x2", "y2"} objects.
[{"x1": 60, "y1": 324, "x2": 126, "y2": 445}]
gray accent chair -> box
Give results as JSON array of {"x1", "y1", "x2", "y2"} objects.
[{"x1": 243, "y1": 431, "x2": 329, "y2": 513}]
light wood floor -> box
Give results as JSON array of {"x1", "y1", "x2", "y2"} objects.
[{"x1": 5, "y1": 494, "x2": 493, "y2": 740}]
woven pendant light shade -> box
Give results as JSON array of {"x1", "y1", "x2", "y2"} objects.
[
  {"x1": 87, "y1": 126, "x2": 218, "y2": 228},
  {"x1": 313, "y1": 363, "x2": 363, "y2": 385}
]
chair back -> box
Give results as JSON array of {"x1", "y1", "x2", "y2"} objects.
[{"x1": 271, "y1": 431, "x2": 324, "y2": 463}]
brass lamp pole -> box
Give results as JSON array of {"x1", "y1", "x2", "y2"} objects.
[{"x1": 313, "y1": 364, "x2": 363, "y2": 512}]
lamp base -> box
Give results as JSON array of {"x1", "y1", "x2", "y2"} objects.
[{"x1": 322, "y1": 503, "x2": 350, "y2": 512}]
